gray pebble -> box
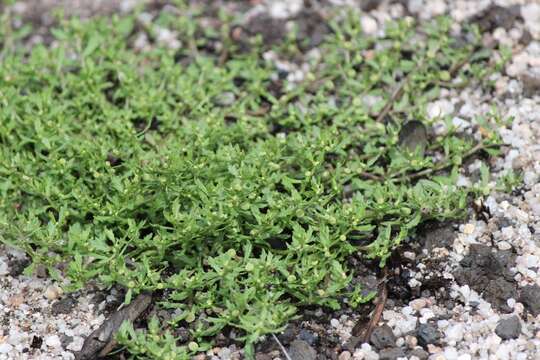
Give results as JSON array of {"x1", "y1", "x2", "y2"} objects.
[
  {"x1": 60, "y1": 335, "x2": 73, "y2": 348},
  {"x1": 408, "y1": 348, "x2": 429, "y2": 360},
  {"x1": 495, "y1": 315, "x2": 521, "y2": 340},
  {"x1": 416, "y1": 324, "x2": 441, "y2": 347},
  {"x1": 297, "y1": 329, "x2": 317, "y2": 345},
  {"x1": 520, "y1": 73, "x2": 540, "y2": 97},
  {"x1": 7, "y1": 258, "x2": 30, "y2": 277},
  {"x1": 520, "y1": 284, "x2": 540, "y2": 316},
  {"x1": 287, "y1": 340, "x2": 316, "y2": 360},
  {"x1": 379, "y1": 347, "x2": 406, "y2": 360},
  {"x1": 370, "y1": 324, "x2": 396, "y2": 349},
  {"x1": 51, "y1": 297, "x2": 77, "y2": 315}
]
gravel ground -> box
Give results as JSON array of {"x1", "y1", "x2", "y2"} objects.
[{"x1": 1, "y1": 0, "x2": 540, "y2": 359}]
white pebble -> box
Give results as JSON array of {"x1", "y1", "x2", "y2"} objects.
[
  {"x1": 269, "y1": 0, "x2": 302, "y2": 19},
  {"x1": 427, "y1": 100, "x2": 454, "y2": 119},
  {"x1": 527, "y1": 197, "x2": 540, "y2": 217},
  {"x1": 522, "y1": 4, "x2": 540, "y2": 39},
  {"x1": 405, "y1": 335, "x2": 418, "y2": 348},
  {"x1": 403, "y1": 251, "x2": 416, "y2": 261},
  {"x1": 0, "y1": 344, "x2": 13, "y2": 353},
  {"x1": 452, "y1": 117, "x2": 470, "y2": 130},
  {"x1": 45, "y1": 335, "x2": 61, "y2": 348},
  {"x1": 445, "y1": 323, "x2": 464, "y2": 344},
  {"x1": 444, "y1": 347, "x2": 458, "y2": 360},
  {"x1": 410, "y1": 298, "x2": 427, "y2": 311},
  {"x1": 463, "y1": 223, "x2": 475, "y2": 235},
  {"x1": 354, "y1": 343, "x2": 379, "y2": 360},
  {"x1": 361, "y1": 16, "x2": 378, "y2": 35},
  {"x1": 44, "y1": 285, "x2": 63, "y2": 300}
]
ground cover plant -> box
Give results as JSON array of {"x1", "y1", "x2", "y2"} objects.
[{"x1": 0, "y1": 3, "x2": 510, "y2": 359}]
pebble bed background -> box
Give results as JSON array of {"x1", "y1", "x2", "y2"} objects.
[{"x1": 1, "y1": 0, "x2": 540, "y2": 359}]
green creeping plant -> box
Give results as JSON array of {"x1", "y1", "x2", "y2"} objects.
[{"x1": 0, "y1": 6, "x2": 509, "y2": 359}]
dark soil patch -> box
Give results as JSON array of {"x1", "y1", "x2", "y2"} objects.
[{"x1": 454, "y1": 244, "x2": 517, "y2": 312}]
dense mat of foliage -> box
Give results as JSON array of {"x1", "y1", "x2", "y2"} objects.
[{"x1": 0, "y1": 6, "x2": 507, "y2": 358}]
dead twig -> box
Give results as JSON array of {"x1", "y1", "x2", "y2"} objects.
[
  {"x1": 359, "y1": 267, "x2": 389, "y2": 343},
  {"x1": 375, "y1": 77, "x2": 408, "y2": 123},
  {"x1": 76, "y1": 292, "x2": 153, "y2": 360},
  {"x1": 354, "y1": 142, "x2": 502, "y2": 185},
  {"x1": 345, "y1": 266, "x2": 389, "y2": 352},
  {"x1": 374, "y1": 47, "x2": 479, "y2": 123},
  {"x1": 218, "y1": 47, "x2": 229, "y2": 66},
  {"x1": 391, "y1": 142, "x2": 503, "y2": 183},
  {"x1": 272, "y1": 333, "x2": 293, "y2": 360},
  {"x1": 359, "y1": 171, "x2": 383, "y2": 181}
]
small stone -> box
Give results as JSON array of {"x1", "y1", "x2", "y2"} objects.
[
  {"x1": 361, "y1": 16, "x2": 378, "y2": 35},
  {"x1": 405, "y1": 335, "x2": 418, "y2": 348},
  {"x1": 51, "y1": 297, "x2": 77, "y2": 315},
  {"x1": 45, "y1": 285, "x2": 63, "y2": 300},
  {"x1": 338, "y1": 351, "x2": 352, "y2": 360},
  {"x1": 463, "y1": 223, "x2": 475, "y2": 235},
  {"x1": 430, "y1": 354, "x2": 446, "y2": 360},
  {"x1": 495, "y1": 316, "x2": 522, "y2": 340},
  {"x1": 279, "y1": 324, "x2": 297, "y2": 345},
  {"x1": 370, "y1": 324, "x2": 396, "y2": 350},
  {"x1": 520, "y1": 72, "x2": 540, "y2": 97},
  {"x1": 409, "y1": 348, "x2": 429, "y2": 360},
  {"x1": 287, "y1": 340, "x2": 316, "y2": 360},
  {"x1": 427, "y1": 344, "x2": 442, "y2": 354},
  {"x1": 7, "y1": 258, "x2": 30, "y2": 277},
  {"x1": 519, "y1": 284, "x2": 540, "y2": 316},
  {"x1": 0, "y1": 343, "x2": 13, "y2": 354},
  {"x1": 34, "y1": 264, "x2": 48, "y2": 278},
  {"x1": 359, "y1": 0, "x2": 380, "y2": 11},
  {"x1": 214, "y1": 92, "x2": 236, "y2": 107},
  {"x1": 218, "y1": 347, "x2": 232, "y2": 359},
  {"x1": 45, "y1": 335, "x2": 61, "y2": 348},
  {"x1": 416, "y1": 324, "x2": 441, "y2": 347},
  {"x1": 403, "y1": 251, "x2": 416, "y2": 261},
  {"x1": 60, "y1": 335, "x2": 73, "y2": 348},
  {"x1": 470, "y1": 5, "x2": 521, "y2": 32},
  {"x1": 522, "y1": 4, "x2": 540, "y2": 39},
  {"x1": 410, "y1": 299, "x2": 427, "y2": 311},
  {"x1": 6, "y1": 294, "x2": 24, "y2": 308},
  {"x1": 427, "y1": 100, "x2": 454, "y2": 119},
  {"x1": 0, "y1": 259, "x2": 8, "y2": 276},
  {"x1": 379, "y1": 347, "x2": 406, "y2": 360},
  {"x1": 66, "y1": 336, "x2": 84, "y2": 352},
  {"x1": 451, "y1": 117, "x2": 470, "y2": 130},
  {"x1": 268, "y1": 0, "x2": 302, "y2": 19},
  {"x1": 445, "y1": 324, "x2": 464, "y2": 344},
  {"x1": 527, "y1": 197, "x2": 540, "y2": 217},
  {"x1": 155, "y1": 27, "x2": 181, "y2": 50},
  {"x1": 297, "y1": 329, "x2": 317, "y2": 345},
  {"x1": 330, "y1": 318, "x2": 340, "y2": 328},
  {"x1": 354, "y1": 343, "x2": 379, "y2": 360}
]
